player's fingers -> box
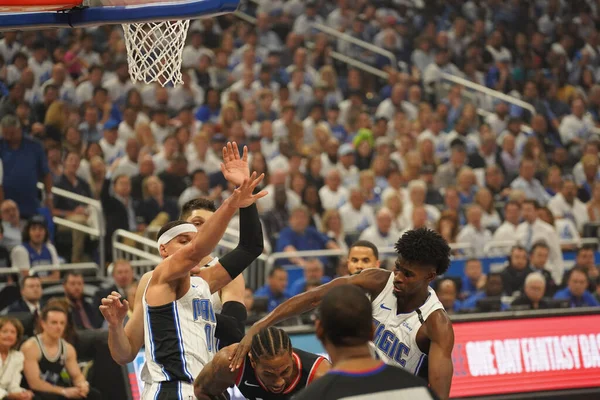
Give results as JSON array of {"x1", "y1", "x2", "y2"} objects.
[
  {"x1": 233, "y1": 142, "x2": 240, "y2": 160},
  {"x1": 226, "y1": 142, "x2": 234, "y2": 161},
  {"x1": 100, "y1": 298, "x2": 113, "y2": 305},
  {"x1": 252, "y1": 190, "x2": 268, "y2": 200},
  {"x1": 110, "y1": 291, "x2": 121, "y2": 298},
  {"x1": 250, "y1": 173, "x2": 265, "y2": 188},
  {"x1": 122, "y1": 299, "x2": 130, "y2": 309},
  {"x1": 242, "y1": 145, "x2": 248, "y2": 162},
  {"x1": 219, "y1": 162, "x2": 226, "y2": 175},
  {"x1": 222, "y1": 145, "x2": 227, "y2": 161}
]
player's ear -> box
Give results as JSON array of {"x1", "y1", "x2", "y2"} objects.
[
  {"x1": 426, "y1": 270, "x2": 436, "y2": 284},
  {"x1": 315, "y1": 319, "x2": 324, "y2": 342},
  {"x1": 249, "y1": 353, "x2": 257, "y2": 369},
  {"x1": 159, "y1": 244, "x2": 168, "y2": 258}
]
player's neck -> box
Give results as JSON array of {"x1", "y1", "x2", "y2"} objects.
[
  {"x1": 328, "y1": 345, "x2": 378, "y2": 370},
  {"x1": 395, "y1": 288, "x2": 430, "y2": 314}
]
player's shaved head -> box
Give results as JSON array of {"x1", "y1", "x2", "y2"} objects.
[{"x1": 316, "y1": 285, "x2": 372, "y2": 347}]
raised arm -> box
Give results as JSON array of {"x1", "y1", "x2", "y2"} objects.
[
  {"x1": 101, "y1": 272, "x2": 151, "y2": 365},
  {"x1": 426, "y1": 310, "x2": 454, "y2": 400},
  {"x1": 194, "y1": 345, "x2": 239, "y2": 398},
  {"x1": 229, "y1": 268, "x2": 391, "y2": 369},
  {"x1": 198, "y1": 203, "x2": 263, "y2": 294},
  {"x1": 154, "y1": 173, "x2": 266, "y2": 284}
]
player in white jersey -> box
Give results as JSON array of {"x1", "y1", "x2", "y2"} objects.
[
  {"x1": 230, "y1": 229, "x2": 455, "y2": 400},
  {"x1": 100, "y1": 143, "x2": 267, "y2": 399}
]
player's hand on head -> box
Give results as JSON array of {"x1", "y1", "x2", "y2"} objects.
[
  {"x1": 228, "y1": 329, "x2": 254, "y2": 371},
  {"x1": 226, "y1": 171, "x2": 267, "y2": 209},
  {"x1": 221, "y1": 141, "x2": 250, "y2": 187},
  {"x1": 99, "y1": 291, "x2": 129, "y2": 327}
]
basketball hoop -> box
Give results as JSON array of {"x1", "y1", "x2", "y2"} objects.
[
  {"x1": 122, "y1": 19, "x2": 190, "y2": 86},
  {"x1": 0, "y1": 0, "x2": 241, "y2": 87}
]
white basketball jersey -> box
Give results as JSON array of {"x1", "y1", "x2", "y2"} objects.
[
  {"x1": 204, "y1": 257, "x2": 223, "y2": 313},
  {"x1": 370, "y1": 272, "x2": 444, "y2": 375},
  {"x1": 142, "y1": 275, "x2": 217, "y2": 387}
]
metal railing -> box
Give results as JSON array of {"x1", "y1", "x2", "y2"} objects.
[
  {"x1": 440, "y1": 72, "x2": 536, "y2": 115},
  {"x1": 310, "y1": 22, "x2": 397, "y2": 70},
  {"x1": 37, "y1": 182, "x2": 105, "y2": 271}
]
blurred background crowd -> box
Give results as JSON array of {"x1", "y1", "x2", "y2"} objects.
[{"x1": 1, "y1": 0, "x2": 600, "y2": 395}]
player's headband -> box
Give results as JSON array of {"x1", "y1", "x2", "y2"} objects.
[{"x1": 157, "y1": 223, "x2": 197, "y2": 251}]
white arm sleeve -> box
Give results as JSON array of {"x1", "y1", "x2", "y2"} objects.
[{"x1": 10, "y1": 246, "x2": 31, "y2": 271}]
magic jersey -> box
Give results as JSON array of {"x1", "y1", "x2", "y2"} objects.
[
  {"x1": 370, "y1": 272, "x2": 444, "y2": 376},
  {"x1": 204, "y1": 257, "x2": 223, "y2": 313},
  {"x1": 141, "y1": 275, "x2": 217, "y2": 399}
]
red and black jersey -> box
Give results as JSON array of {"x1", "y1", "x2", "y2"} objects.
[{"x1": 234, "y1": 348, "x2": 327, "y2": 400}]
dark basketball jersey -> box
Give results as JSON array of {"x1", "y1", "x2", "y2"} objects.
[
  {"x1": 234, "y1": 348, "x2": 326, "y2": 400},
  {"x1": 291, "y1": 363, "x2": 438, "y2": 400}
]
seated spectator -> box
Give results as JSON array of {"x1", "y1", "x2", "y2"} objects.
[
  {"x1": 501, "y1": 246, "x2": 533, "y2": 296},
  {"x1": 436, "y1": 279, "x2": 461, "y2": 314},
  {"x1": 433, "y1": 140, "x2": 467, "y2": 190},
  {"x1": 339, "y1": 187, "x2": 375, "y2": 235},
  {"x1": 578, "y1": 154, "x2": 600, "y2": 203},
  {"x1": 62, "y1": 272, "x2": 100, "y2": 330},
  {"x1": 53, "y1": 151, "x2": 92, "y2": 263},
  {"x1": 359, "y1": 208, "x2": 401, "y2": 250},
  {"x1": 158, "y1": 155, "x2": 190, "y2": 199},
  {"x1": 461, "y1": 273, "x2": 509, "y2": 312},
  {"x1": 21, "y1": 305, "x2": 102, "y2": 400},
  {"x1": 510, "y1": 158, "x2": 551, "y2": 206},
  {"x1": 93, "y1": 259, "x2": 134, "y2": 308},
  {"x1": 318, "y1": 169, "x2": 349, "y2": 210},
  {"x1": 456, "y1": 204, "x2": 493, "y2": 258},
  {"x1": 402, "y1": 180, "x2": 441, "y2": 227},
  {"x1": 0, "y1": 199, "x2": 23, "y2": 251},
  {"x1": 254, "y1": 266, "x2": 289, "y2": 312},
  {"x1": 321, "y1": 209, "x2": 348, "y2": 255},
  {"x1": 562, "y1": 245, "x2": 600, "y2": 293},
  {"x1": 553, "y1": 267, "x2": 600, "y2": 308},
  {"x1": 516, "y1": 199, "x2": 564, "y2": 283},
  {"x1": 587, "y1": 182, "x2": 600, "y2": 223},
  {"x1": 275, "y1": 206, "x2": 339, "y2": 268},
  {"x1": 0, "y1": 224, "x2": 11, "y2": 276},
  {"x1": 492, "y1": 200, "x2": 521, "y2": 247},
  {"x1": 257, "y1": 170, "x2": 301, "y2": 214},
  {"x1": 7, "y1": 275, "x2": 43, "y2": 319},
  {"x1": 0, "y1": 317, "x2": 34, "y2": 400},
  {"x1": 511, "y1": 272, "x2": 553, "y2": 310},
  {"x1": 10, "y1": 216, "x2": 59, "y2": 282},
  {"x1": 262, "y1": 186, "x2": 289, "y2": 247},
  {"x1": 474, "y1": 187, "x2": 502, "y2": 231},
  {"x1": 287, "y1": 259, "x2": 332, "y2": 296},
  {"x1": 178, "y1": 169, "x2": 220, "y2": 208},
  {"x1": 436, "y1": 213, "x2": 459, "y2": 251},
  {"x1": 548, "y1": 179, "x2": 589, "y2": 232},
  {"x1": 136, "y1": 175, "x2": 179, "y2": 226},
  {"x1": 460, "y1": 259, "x2": 486, "y2": 300},
  {"x1": 528, "y1": 242, "x2": 557, "y2": 296}
]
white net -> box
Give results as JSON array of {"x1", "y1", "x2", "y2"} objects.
[{"x1": 122, "y1": 19, "x2": 190, "y2": 87}]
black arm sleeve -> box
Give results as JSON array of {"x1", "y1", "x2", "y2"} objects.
[{"x1": 219, "y1": 204, "x2": 263, "y2": 280}]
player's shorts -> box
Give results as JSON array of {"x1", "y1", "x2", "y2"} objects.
[{"x1": 142, "y1": 381, "x2": 195, "y2": 400}]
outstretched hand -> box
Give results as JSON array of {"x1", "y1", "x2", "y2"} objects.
[
  {"x1": 228, "y1": 328, "x2": 255, "y2": 371},
  {"x1": 226, "y1": 172, "x2": 267, "y2": 209},
  {"x1": 221, "y1": 142, "x2": 249, "y2": 187},
  {"x1": 99, "y1": 292, "x2": 129, "y2": 328}
]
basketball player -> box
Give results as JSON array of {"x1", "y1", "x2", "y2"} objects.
[
  {"x1": 347, "y1": 240, "x2": 380, "y2": 275},
  {"x1": 100, "y1": 146, "x2": 266, "y2": 399},
  {"x1": 193, "y1": 327, "x2": 330, "y2": 399},
  {"x1": 230, "y1": 229, "x2": 454, "y2": 400},
  {"x1": 293, "y1": 285, "x2": 437, "y2": 400}
]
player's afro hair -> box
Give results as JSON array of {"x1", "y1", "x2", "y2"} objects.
[{"x1": 394, "y1": 228, "x2": 451, "y2": 275}]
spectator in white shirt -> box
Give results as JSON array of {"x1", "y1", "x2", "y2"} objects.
[
  {"x1": 492, "y1": 200, "x2": 521, "y2": 250},
  {"x1": 292, "y1": 1, "x2": 323, "y2": 38},
  {"x1": 111, "y1": 139, "x2": 140, "y2": 178},
  {"x1": 319, "y1": 169, "x2": 349, "y2": 210},
  {"x1": 338, "y1": 187, "x2": 375, "y2": 235},
  {"x1": 28, "y1": 41, "x2": 53, "y2": 88},
  {"x1": 510, "y1": 158, "x2": 551, "y2": 205},
  {"x1": 149, "y1": 108, "x2": 173, "y2": 144},
  {"x1": 538, "y1": 206, "x2": 581, "y2": 251},
  {"x1": 103, "y1": 61, "x2": 134, "y2": 107},
  {"x1": 181, "y1": 30, "x2": 214, "y2": 69},
  {"x1": 402, "y1": 180, "x2": 441, "y2": 227},
  {"x1": 257, "y1": 170, "x2": 301, "y2": 214},
  {"x1": 375, "y1": 83, "x2": 418, "y2": 122},
  {"x1": 98, "y1": 120, "x2": 125, "y2": 165},
  {"x1": 516, "y1": 200, "x2": 564, "y2": 283},
  {"x1": 118, "y1": 107, "x2": 138, "y2": 141},
  {"x1": 423, "y1": 48, "x2": 462, "y2": 96},
  {"x1": 288, "y1": 69, "x2": 314, "y2": 118},
  {"x1": 336, "y1": 143, "x2": 359, "y2": 186},
  {"x1": 359, "y1": 207, "x2": 401, "y2": 251},
  {"x1": 75, "y1": 65, "x2": 104, "y2": 106},
  {"x1": 0, "y1": 31, "x2": 21, "y2": 63},
  {"x1": 457, "y1": 204, "x2": 493, "y2": 258},
  {"x1": 0, "y1": 317, "x2": 34, "y2": 400},
  {"x1": 548, "y1": 179, "x2": 589, "y2": 232},
  {"x1": 153, "y1": 135, "x2": 179, "y2": 174},
  {"x1": 400, "y1": 205, "x2": 429, "y2": 236},
  {"x1": 559, "y1": 98, "x2": 597, "y2": 157},
  {"x1": 572, "y1": 142, "x2": 600, "y2": 185}
]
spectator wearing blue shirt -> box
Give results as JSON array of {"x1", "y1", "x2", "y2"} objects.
[
  {"x1": 286, "y1": 259, "x2": 332, "y2": 297},
  {"x1": 195, "y1": 88, "x2": 221, "y2": 124},
  {"x1": 0, "y1": 115, "x2": 53, "y2": 219},
  {"x1": 461, "y1": 273, "x2": 509, "y2": 311},
  {"x1": 553, "y1": 267, "x2": 600, "y2": 308},
  {"x1": 460, "y1": 258, "x2": 486, "y2": 300},
  {"x1": 10, "y1": 215, "x2": 60, "y2": 282},
  {"x1": 254, "y1": 266, "x2": 289, "y2": 312},
  {"x1": 275, "y1": 206, "x2": 340, "y2": 268}
]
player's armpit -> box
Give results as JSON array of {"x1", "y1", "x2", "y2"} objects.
[
  {"x1": 194, "y1": 344, "x2": 239, "y2": 397},
  {"x1": 425, "y1": 310, "x2": 454, "y2": 400},
  {"x1": 308, "y1": 357, "x2": 332, "y2": 384}
]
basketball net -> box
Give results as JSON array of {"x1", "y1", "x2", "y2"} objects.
[{"x1": 122, "y1": 20, "x2": 190, "y2": 86}]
